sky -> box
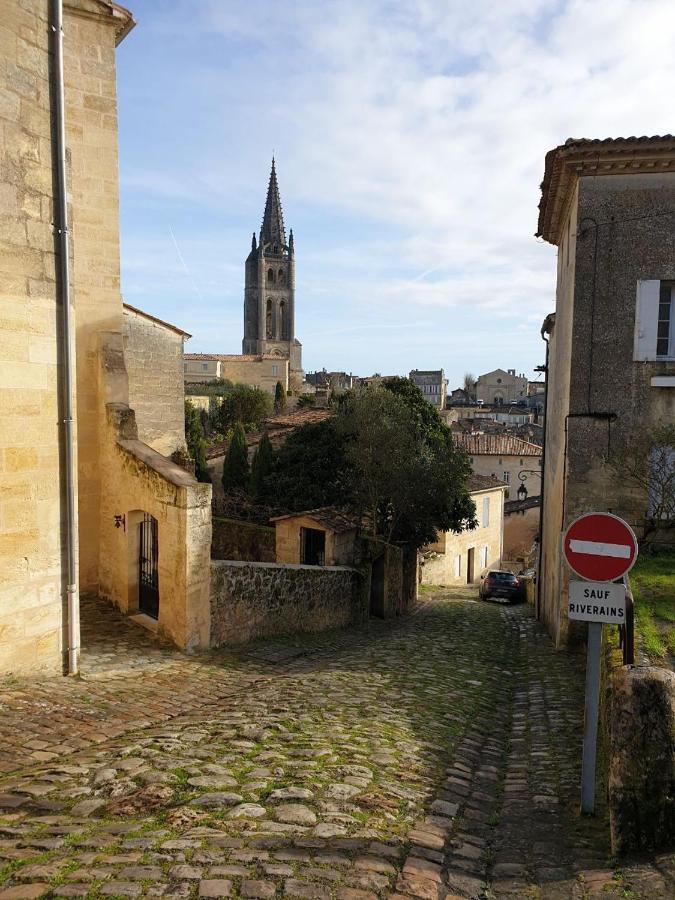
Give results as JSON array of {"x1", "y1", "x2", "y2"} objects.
[{"x1": 116, "y1": 0, "x2": 675, "y2": 388}]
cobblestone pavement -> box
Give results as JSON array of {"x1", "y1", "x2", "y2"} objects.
[{"x1": 0, "y1": 592, "x2": 673, "y2": 899}]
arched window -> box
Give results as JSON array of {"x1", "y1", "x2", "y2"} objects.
[
  {"x1": 267, "y1": 268, "x2": 274, "y2": 284},
  {"x1": 278, "y1": 268, "x2": 285, "y2": 284},
  {"x1": 266, "y1": 299, "x2": 273, "y2": 338},
  {"x1": 279, "y1": 300, "x2": 286, "y2": 340}
]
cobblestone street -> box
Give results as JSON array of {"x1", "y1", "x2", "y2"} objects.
[{"x1": 0, "y1": 593, "x2": 673, "y2": 899}]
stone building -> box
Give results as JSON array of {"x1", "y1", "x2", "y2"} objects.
[
  {"x1": 242, "y1": 159, "x2": 302, "y2": 383},
  {"x1": 272, "y1": 508, "x2": 359, "y2": 567},
  {"x1": 536, "y1": 135, "x2": 675, "y2": 646},
  {"x1": 475, "y1": 368, "x2": 528, "y2": 405},
  {"x1": 452, "y1": 433, "x2": 542, "y2": 497},
  {"x1": 420, "y1": 475, "x2": 506, "y2": 586},
  {"x1": 184, "y1": 352, "x2": 289, "y2": 394},
  {"x1": 409, "y1": 369, "x2": 448, "y2": 409},
  {"x1": 123, "y1": 304, "x2": 190, "y2": 457},
  {"x1": 0, "y1": 0, "x2": 212, "y2": 675}
]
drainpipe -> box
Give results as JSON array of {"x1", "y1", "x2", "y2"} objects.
[
  {"x1": 535, "y1": 318, "x2": 551, "y2": 620},
  {"x1": 52, "y1": 0, "x2": 80, "y2": 675}
]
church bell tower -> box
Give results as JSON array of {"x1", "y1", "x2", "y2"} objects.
[{"x1": 243, "y1": 159, "x2": 302, "y2": 377}]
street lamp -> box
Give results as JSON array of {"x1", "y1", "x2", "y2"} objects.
[{"x1": 517, "y1": 468, "x2": 541, "y2": 503}]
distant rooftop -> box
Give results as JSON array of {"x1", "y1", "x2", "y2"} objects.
[{"x1": 454, "y1": 434, "x2": 542, "y2": 457}]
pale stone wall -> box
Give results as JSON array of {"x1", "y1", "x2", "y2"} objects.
[
  {"x1": 475, "y1": 369, "x2": 528, "y2": 404},
  {"x1": 210, "y1": 560, "x2": 363, "y2": 646},
  {"x1": 275, "y1": 516, "x2": 357, "y2": 566},
  {"x1": 420, "y1": 488, "x2": 504, "y2": 586},
  {"x1": 185, "y1": 356, "x2": 289, "y2": 394},
  {"x1": 468, "y1": 452, "x2": 542, "y2": 498},
  {"x1": 63, "y1": 1, "x2": 128, "y2": 593},
  {"x1": 97, "y1": 333, "x2": 212, "y2": 651},
  {"x1": 123, "y1": 306, "x2": 186, "y2": 456},
  {"x1": 504, "y1": 505, "x2": 540, "y2": 560},
  {"x1": 0, "y1": 1, "x2": 66, "y2": 674}
]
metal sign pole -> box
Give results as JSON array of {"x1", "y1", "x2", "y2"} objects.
[{"x1": 580, "y1": 621, "x2": 603, "y2": 814}]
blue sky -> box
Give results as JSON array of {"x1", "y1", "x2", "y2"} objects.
[{"x1": 116, "y1": 0, "x2": 675, "y2": 388}]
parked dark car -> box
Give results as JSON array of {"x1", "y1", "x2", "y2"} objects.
[{"x1": 479, "y1": 570, "x2": 524, "y2": 603}]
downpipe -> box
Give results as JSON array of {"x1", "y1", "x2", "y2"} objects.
[{"x1": 52, "y1": 0, "x2": 80, "y2": 675}]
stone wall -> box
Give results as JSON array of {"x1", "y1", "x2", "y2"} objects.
[
  {"x1": 210, "y1": 561, "x2": 365, "y2": 646},
  {"x1": 123, "y1": 306, "x2": 187, "y2": 457},
  {"x1": 0, "y1": 0, "x2": 65, "y2": 674},
  {"x1": 211, "y1": 517, "x2": 275, "y2": 563},
  {"x1": 504, "y1": 505, "x2": 539, "y2": 560}
]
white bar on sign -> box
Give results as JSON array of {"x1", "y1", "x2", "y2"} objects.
[
  {"x1": 568, "y1": 581, "x2": 626, "y2": 624},
  {"x1": 569, "y1": 539, "x2": 631, "y2": 559}
]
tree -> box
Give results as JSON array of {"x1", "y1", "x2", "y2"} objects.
[
  {"x1": 265, "y1": 384, "x2": 476, "y2": 549},
  {"x1": 184, "y1": 400, "x2": 210, "y2": 483},
  {"x1": 606, "y1": 425, "x2": 675, "y2": 543},
  {"x1": 338, "y1": 387, "x2": 475, "y2": 545},
  {"x1": 297, "y1": 394, "x2": 316, "y2": 408},
  {"x1": 274, "y1": 381, "x2": 287, "y2": 413},
  {"x1": 463, "y1": 372, "x2": 476, "y2": 399},
  {"x1": 219, "y1": 384, "x2": 272, "y2": 432},
  {"x1": 250, "y1": 431, "x2": 273, "y2": 500},
  {"x1": 222, "y1": 423, "x2": 250, "y2": 492}
]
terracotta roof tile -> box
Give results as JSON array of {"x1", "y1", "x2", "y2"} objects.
[
  {"x1": 270, "y1": 507, "x2": 359, "y2": 533},
  {"x1": 468, "y1": 474, "x2": 507, "y2": 493},
  {"x1": 454, "y1": 434, "x2": 542, "y2": 457}
]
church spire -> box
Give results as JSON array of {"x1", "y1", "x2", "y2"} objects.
[{"x1": 259, "y1": 157, "x2": 286, "y2": 249}]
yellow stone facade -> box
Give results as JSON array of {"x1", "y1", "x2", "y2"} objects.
[
  {"x1": 184, "y1": 354, "x2": 290, "y2": 395},
  {"x1": 1, "y1": 1, "x2": 212, "y2": 674},
  {"x1": 420, "y1": 485, "x2": 505, "y2": 587}
]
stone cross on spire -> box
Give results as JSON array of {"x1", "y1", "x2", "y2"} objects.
[{"x1": 259, "y1": 157, "x2": 286, "y2": 250}]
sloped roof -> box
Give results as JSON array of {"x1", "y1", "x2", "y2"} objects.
[
  {"x1": 271, "y1": 507, "x2": 359, "y2": 533},
  {"x1": 536, "y1": 135, "x2": 675, "y2": 243},
  {"x1": 205, "y1": 408, "x2": 332, "y2": 460},
  {"x1": 454, "y1": 433, "x2": 542, "y2": 457},
  {"x1": 468, "y1": 474, "x2": 508, "y2": 494},
  {"x1": 123, "y1": 303, "x2": 191, "y2": 338},
  {"x1": 184, "y1": 353, "x2": 288, "y2": 363}
]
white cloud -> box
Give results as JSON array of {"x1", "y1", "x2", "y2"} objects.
[{"x1": 118, "y1": 0, "x2": 675, "y2": 383}]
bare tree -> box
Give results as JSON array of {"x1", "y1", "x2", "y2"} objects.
[
  {"x1": 463, "y1": 372, "x2": 476, "y2": 399},
  {"x1": 606, "y1": 425, "x2": 675, "y2": 542}
]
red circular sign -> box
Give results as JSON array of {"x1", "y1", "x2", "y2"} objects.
[{"x1": 563, "y1": 512, "x2": 638, "y2": 581}]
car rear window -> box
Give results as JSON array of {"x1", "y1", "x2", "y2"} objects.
[{"x1": 488, "y1": 572, "x2": 517, "y2": 582}]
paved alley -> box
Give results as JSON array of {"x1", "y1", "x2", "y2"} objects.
[{"x1": 0, "y1": 593, "x2": 672, "y2": 899}]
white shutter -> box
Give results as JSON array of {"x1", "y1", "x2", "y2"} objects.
[
  {"x1": 482, "y1": 497, "x2": 490, "y2": 527},
  {"x1": 634, "y1": 280, "x2": 660, "y2": 361}
]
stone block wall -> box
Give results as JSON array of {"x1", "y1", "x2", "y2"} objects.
[
  {"x1": 0, "y1": 1, "x2": 64, "y2": 674},
  {"x1": 210, "y1": 561, "x2": 364, "y2": 646},
  {"x1": 123, "y1": 306, "x2": 187, "y2": 457},
  {"x1": 211, "y1": 517, "x2": 275, "y2": 563}
]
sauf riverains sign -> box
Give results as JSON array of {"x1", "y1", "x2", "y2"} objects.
[
  {"x1": 562, "y1": 511, "x2": 639, "y2": 815},
  {"x1": 568, "y1": 581, "x2": 626, "y2": 623}
]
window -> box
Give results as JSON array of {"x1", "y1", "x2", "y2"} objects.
[
  {"x1": 202, "y1": 363, "x2": 208, "y2": 371},
  {"x1": 267, "y1": 267, "x2": 275, "y2": 284},
  {"x1": 503, "y1": 472, "x2": 510, "y2": 483},
  {"x1": 272, "y1": 365, "x2": 278, "y2": 375},
  {"x1": 482, "y1": 497, "x2": 490, "y2": 527},
  {"x1": 479, "y1": 546, "x2": 488, "y2": 569},
  {"x1": 635, "y1": 280, "x2": 675, "y2": 360},
  {"x1": 454, "y1": 555, "x2": 461, "y2": 578}
]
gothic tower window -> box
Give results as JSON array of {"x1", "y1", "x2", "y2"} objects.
[
  {"x1": 267, "y1": 267, "x2": 275, "y2": 284},
  {"x1": 279, "y1": 300, "x2": 286, "y2": 340},
  {"x1": 266, "y1": 299, "x2": 273, "y2": 338},
  {"x1": 278, "y1": 269, "x2": 285, "y2": 285}
]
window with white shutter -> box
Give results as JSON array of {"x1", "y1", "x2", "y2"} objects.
[
  {"x1": 482, "y1": 497, "x2": 490, "y2": 527},
  {"x1": 454, "y1": 555, "x2": 461, "y2": 578},
  {"x1": 635, "y1": 280, "x2": 675, "y2": 361}
]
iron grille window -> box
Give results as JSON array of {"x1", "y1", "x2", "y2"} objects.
[{"x1": 657, "y1": 282, "x2": 673, "y2": 357}]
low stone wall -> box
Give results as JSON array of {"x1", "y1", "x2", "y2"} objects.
[
  {"x1": 210, "y1": 561, "x2": 366, "y2": 646},
  {"x1": 211, "y1": 517, "x2": 275, "y2": 563}
]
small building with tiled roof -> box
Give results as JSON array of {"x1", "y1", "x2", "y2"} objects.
[
  {"x1": 271, "y1": 507, "x2": 360, "y2": 567},
  {"x1": 453, "y1": 433, "x2": 542, "y2": 499}
]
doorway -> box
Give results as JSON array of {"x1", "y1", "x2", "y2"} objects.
[
  {"x1": 300, "y1": 527, "x2": 325, "y2": 566},
  {"x1": 370, "y1": 554, "x2": 385, "y2": 618},
  {"x1": 138, "y1": 512, "x2": 159, "y2": 619},
  {"x1": 467, "y1": 547, "x2": 475, "y2": 584}
]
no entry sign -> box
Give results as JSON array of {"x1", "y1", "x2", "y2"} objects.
[{"x1": 563, "y1": 513, "x2": 638, "y2": 582}]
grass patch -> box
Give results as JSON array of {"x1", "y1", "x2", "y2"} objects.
[{"x1": 630, "y1": 549, "x2": 675, "y2": 663}]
